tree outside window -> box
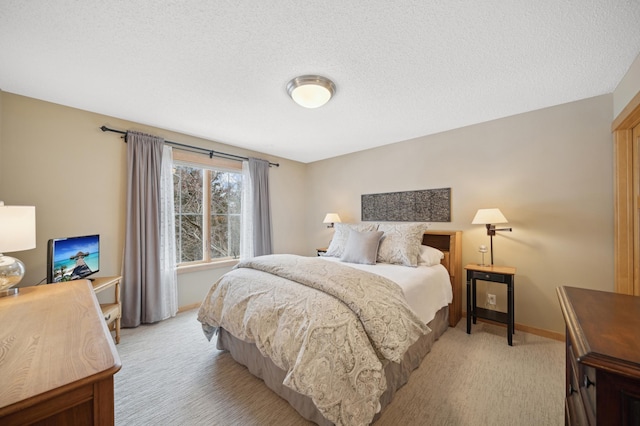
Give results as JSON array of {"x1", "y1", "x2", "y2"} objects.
[{"x1": 173, "y1": 163, "x2": 242, "y2": 265}]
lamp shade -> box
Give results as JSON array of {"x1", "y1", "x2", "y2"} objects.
[
  {"x1": 0, "y1": 203, "x2": 36, "y2": 253},
  {"x1": 323, "y1": 213, "x2": 342, "y2": 224},
  {"x1": 472, "y1": 208, "x2": 508, "y2": 225}
]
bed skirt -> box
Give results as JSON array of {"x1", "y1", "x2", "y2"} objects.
[{"x1": 216, "y1": 305, "x2": 450, "y2": 425}]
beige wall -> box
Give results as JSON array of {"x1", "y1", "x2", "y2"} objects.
[
  {"x1": 0, "y1": 92, "x2": 308, "y2": 308},
  {"x1": 0, "y1": 89, "x2": 628, "y2": 335},
  {"x1": 614, "y1": 52, "x2": 640, "y2": 119},
  {"x1": 306, "y1": 94, "x2": 614, "y2": 335},
  {"x1": 0, "y1": 92, "x2": 3, "y2": 190}
]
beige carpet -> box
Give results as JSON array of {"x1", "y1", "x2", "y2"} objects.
[{"x1": 114, "y1": 309, "x2": 564, "y2": 426}]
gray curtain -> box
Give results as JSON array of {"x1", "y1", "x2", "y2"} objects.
[
  {"x1": 122, "y1": 131, "x2": 165, "y2": 327},
  {"x1": 249, "y1": 157, "x2": 273, "y2": 256}
]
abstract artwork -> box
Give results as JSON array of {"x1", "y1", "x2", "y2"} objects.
[{"x1": 361, "y1": 188, "x2": 451, "y2": 222}]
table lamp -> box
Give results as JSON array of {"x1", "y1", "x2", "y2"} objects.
[
  {"x1": 323, "y1": 213, "x2": 341, "y2": 228},
  {"x1": 0, "y1": 202, "x2": 36, "y2": 297},
  {"x1": 472, "y1": 208, "x2": 512, "y2": 265}
]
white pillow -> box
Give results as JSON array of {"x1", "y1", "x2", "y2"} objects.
[
  {"x1": 325, "y1": 222, "x2": 379, "y2": 257},
  {"x1": 340, "y1": 230, "x2": 384, "y2": 265},
  {"x1": 418, "y1": 245, "x2": 444, "y2": 266},
  {"x1": 376, "y1": 222, "x2": 429, "y2": 267}
]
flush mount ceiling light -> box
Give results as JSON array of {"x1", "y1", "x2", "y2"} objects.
[{"x1": 287, "y1": 75, "x2": 336, "y2": 108}]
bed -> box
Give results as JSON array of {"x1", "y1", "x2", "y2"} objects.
[{"x1": 197, "y1": 227, "x2": 462, "y2": 426}]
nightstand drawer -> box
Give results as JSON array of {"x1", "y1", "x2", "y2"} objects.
[{"x1": 471, "y1": 271, "x2": 506, "y2": 282}]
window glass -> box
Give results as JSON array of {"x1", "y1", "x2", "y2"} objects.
[
  {"x1": 173, "y1": 161, "x2": 242, "y2": 265},
  {"x1": 174, "y1": 166, "x2": 203, "y2": 263}
]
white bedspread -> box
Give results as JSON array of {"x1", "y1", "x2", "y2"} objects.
[{"x1": 319, "y1": 257, "x2": 453, "y2": 324}]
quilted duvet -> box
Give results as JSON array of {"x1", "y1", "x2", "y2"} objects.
[{"x1": 197, "y1": 254, "x2": 430, "y2": 426}]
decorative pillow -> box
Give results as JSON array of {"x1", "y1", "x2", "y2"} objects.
[
  {"x1": 376, "y1": 222, "x2": 429, "y2": 267},
  {"x1": 418, "y1": 245, "x2": 444, "y2": 266},
  {"x1": 340, "y1": 230, "x2": 385, "y2": 265},
  {"x1": 325, "y1": 222, "x2": 379, "y2": 257}
]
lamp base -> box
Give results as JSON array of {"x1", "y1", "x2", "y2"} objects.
[
  {"x1": 0, "y1": 254, "x2": 26, "y2": 296},
  {"x1": 0, "y1": 287, "x2": 19, "y2": 298}
]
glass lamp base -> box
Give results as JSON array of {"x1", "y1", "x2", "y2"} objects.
[
  {"x1": 0, "y1": 287, "x2": 19, "y2": 297},
  {"x1": 0, "y1": 254, "x2": 25, "y2": 297}
]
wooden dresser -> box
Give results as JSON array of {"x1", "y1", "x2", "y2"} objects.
[
  {"x1": 0, "y1": 280, "x2": 121, "y2": 425},
  {"x1": 557, "y1": 286, "x2": 640, "y2": 425}
]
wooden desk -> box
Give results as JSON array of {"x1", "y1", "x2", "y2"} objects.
[
  {"x1": 465, "y1": 264, "x2": 517, "y2": 345},
  {"x1": 0, "y1": 280, "x2": 121, "y2": 425}
]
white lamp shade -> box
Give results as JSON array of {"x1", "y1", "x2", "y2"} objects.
[
  {"x1": 0, "y1": 204, "x2": 36, "y2": 253},
  {"x1": 323, "y1": 213, "x2": 342, "y2": 224},
  {"x1": 472, "y1": 208, "x2": 508, "y2": 225}
]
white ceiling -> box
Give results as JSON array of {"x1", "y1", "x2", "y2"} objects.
[{"x1": 2, "y1": 1, "x2": 640, "y2": 163}]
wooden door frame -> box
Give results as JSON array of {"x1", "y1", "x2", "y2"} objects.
[{"x1": 613, "y1": 90, "x2": 640, "y2": 295}]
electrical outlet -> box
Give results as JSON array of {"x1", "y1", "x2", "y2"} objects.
[{"x1": 487, "y1": 293, "x2": 497, "y2": 306}]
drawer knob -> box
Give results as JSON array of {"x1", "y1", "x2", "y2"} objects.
[
  {"x1": 583, "y1": 375, "x2": 595, "y2": 388},
  {"x1": 104, "y1": 314, "x2": 111, "y2": 321}
]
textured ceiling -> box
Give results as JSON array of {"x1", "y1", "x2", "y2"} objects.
[{"x1": 1, "y1": 1, "x2": 640, "y2": 163}]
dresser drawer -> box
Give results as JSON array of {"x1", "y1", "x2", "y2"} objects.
[
  {"x1": 567, "y1": 342, "x2": 595, "y2": 425},
  {"x1": 471, "y1": 271, "x2": 506, "y2": 282},
  {"x1": 581, "y1": 365, "x2": 597, "y2": 415},
  {"x1": 566, "y1": 391, "x2": 589, "y2": 426},
  {"x1": 568, "y1": 351, "x2": 581, "y2": 396}
]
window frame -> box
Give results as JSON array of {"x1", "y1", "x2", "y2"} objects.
[{"x1": 173, "y1": 150, "x2": 243, "y2": 271}]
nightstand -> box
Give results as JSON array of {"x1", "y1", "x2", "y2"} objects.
[
  {"x1": 465, "y1": 264, "x2": 516, "y2": 345},
  {"x1": 316, "y1": 248, "x2": 328, "y2": 256},
  {"x1": 91, "y1": 276, "x2": 122, "y2": 344}
]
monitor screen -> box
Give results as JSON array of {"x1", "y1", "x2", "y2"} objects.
[{"x1": 47, "y1": 234, "x2": 100, "y2": 283}]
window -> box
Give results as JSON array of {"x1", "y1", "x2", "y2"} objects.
[{"x1": 172, "y1": 151, "x2": 242, "y2": 266}]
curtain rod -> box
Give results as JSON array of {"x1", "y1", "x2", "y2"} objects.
[{"x1": 100, "y1": 126, "x2": 279, "y2": 167}]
